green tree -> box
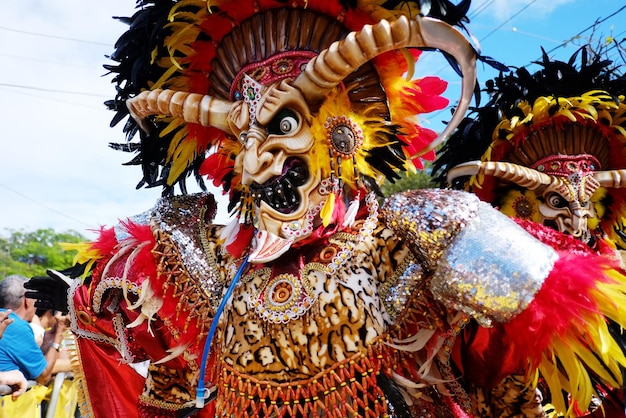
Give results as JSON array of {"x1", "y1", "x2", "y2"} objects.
[
  {"x1": 381, "y1": 166, "x2": 434, "y2": 197},
  {"x1": 0, "y1": 228, "x2": 86, "y2": 278}
]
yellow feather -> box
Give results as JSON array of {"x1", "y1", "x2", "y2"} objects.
[
  {"x1": 59, "y1": 242, "x2": 103, "y2": 279},
  {"x1": 160, "y1": 118, "x2": 184, "y2": 137},
  {"x1": 552, "y1": 342, "x2": 590, "y2": 417},
  {"x1": 560, "y1": 109, "x2": 578, "y2": 122},
  {"x1": 320, "y1": 193, "x2": 336, "y2": 227},
  {"x1": 490, "y1": 90, "x2": 626, "y2": 148},
  {"x1": 536, "y1": 289, "x2": 626, "y2": 418},
  {"x1": 167, "y1": 131, "x2": 197, "y2": 184},
  {"x1": 595, "y1": 280, "x2": 626, "y2": 328},
  {"x1": 615, "y1": 125, "x2": 626, "y2": 138},
  {"x1": 574, "y1": 329, "x2": 622, "y2": 386},
  {"x1": 540, "y1": 352, "x2": 568, "y2": 415}
]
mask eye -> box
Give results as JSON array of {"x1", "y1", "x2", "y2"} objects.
[
  {"x1": 547, "y1": 193, "x2": 568, "y2": 208},
  {"x1": 267, "y1": 109, "x2": 299, "y2": 135}
]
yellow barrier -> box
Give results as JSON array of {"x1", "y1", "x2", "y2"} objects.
[
  {"x1": 0, "y1": 378, "x2": 77, "y2": 418},
  {"x1": 0, "y1": 384, "x2": 47, "y2": 418}
]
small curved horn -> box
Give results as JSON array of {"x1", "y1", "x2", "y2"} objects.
[
  {"x1": 126, "y1": 88, "x2": 234, "y2": 134},
  {"x1": 293, "y1": 15, "x2": 476, "y2": 153},
  {"x1": 593, "y1": 170, "x2": 626, "y2": 188},
  {"x1": 447, "y1": 161, "x2": 554, "y2": 190}
]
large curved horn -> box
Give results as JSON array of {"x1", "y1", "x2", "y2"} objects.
[
  {"x1": 447, "y1": 161, "x2": 554, "y2": 190},
  {"x1": 293, "y1": 15, "x2": 476, "y2": 153},
  {"x1": 593, "y1": 170, "x2": 626, "y2": 188},
  {"x1": 126, "y1": 88, "x2": 234, "y2": 134}
]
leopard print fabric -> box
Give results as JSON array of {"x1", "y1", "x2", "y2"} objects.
[
  {"x1": 95, "y1": 193, "x2": 554, "y2": 417},
  {"x1": 210, "y1": 222, "x2": 411, "y2": 381},
  {"x1": 170, "y1": 207, "x2": 551, "y2": 417},
  {"x1": 470, "y1": 374, "x2": 547, "y2": 418},
  {"x1": 140, "y1": 363, "x2": 201, "y2": 410}
]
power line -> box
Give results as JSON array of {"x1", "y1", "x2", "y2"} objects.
[
  {"x1": 0, "y1": 25, "x2": 111, "y2": 46},
  {"x1": 416, "y1": 0, "x2": 542, "y2": 79},
  {"x1": 0, "y1": 53, "x2": 100, "y2": 71},
  {"x1": 0, "y1": 87, "x2": 108, "y2": 111},
  {"x1": 428, "y1": 2, "x2": 626, "y2": 122},
  {"x1": 468, "y1": 0, "x2": 496, "y2": 21},
  {"x1": 543, "y1": 4, "x2": 626, "y2": 56},
  {"x1": 0, "y1": 184, "x2": 92, "y2": 229},
  {"x1": 0, "y1": 82, "x2": 108, "y2": 98},
  {"x1": 478, "y1": 0, "x2": 540, "y2": 43}
]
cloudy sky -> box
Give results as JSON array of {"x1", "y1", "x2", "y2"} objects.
[{"x1": 1, "y1": 0, "x2": 624, "y2": 238}]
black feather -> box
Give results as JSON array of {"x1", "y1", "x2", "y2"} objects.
[
  {"x1": 377, "y1": 373, "x2": 412, "y2": 418},
  {"x1": 433, "y1": 44, "x2": 626, "y2": 188},
  {"x1": 104, "y1": 1, "x2": 197, "y2": 195}
]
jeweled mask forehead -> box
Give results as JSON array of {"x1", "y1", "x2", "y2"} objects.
[
  {"x1": 531, "y1": 154, "x2": 601, "y2": 177},
  {"x1": 230, "y1": 51, "x2": 318, "y2": 101}
]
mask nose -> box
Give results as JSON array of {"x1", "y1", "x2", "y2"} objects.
[{"x1": 240, "y1": 126, "x2": 285, "y2": 185}]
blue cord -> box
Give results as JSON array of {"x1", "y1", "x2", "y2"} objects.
[{"x1": 195, "y1": 255, "x2": 250, "y2": 408}]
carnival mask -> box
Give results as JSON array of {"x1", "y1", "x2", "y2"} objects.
[
  {"x1": 126, "y1": 13, "x2": 477, "y2": 261},
  {"x1": 534, "y1": 158, "x2": 599, "y2": 243},
  {"x1": 229, "y1": 78, "x2": 327, "y2": 242},
  {"x1": 448, "y1": 156, "x2": 626, "y2": 246}
]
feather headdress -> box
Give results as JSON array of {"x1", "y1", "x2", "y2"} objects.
[
  {"x1": 434, "y1": 45, "x2": 626, "y2": 248},
  {"x1": 105, "y1": 0, "x2": 476, "y2": 217}
]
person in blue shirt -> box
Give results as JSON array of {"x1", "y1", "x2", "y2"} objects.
[
  {"x1": 0, "y1": 310, "x2": 27, "y2": 399},
  {"x1": 0, "y1": 275, "x2": 67, "y2": 386}
]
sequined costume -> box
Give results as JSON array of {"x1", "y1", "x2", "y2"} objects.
[
  {"x1": 66, "y1": 187, "x2": 626, "y2": 418},
  {"x1": 31, "y1": 2, "x2": 626, "y2": 418},
  {"x1": 434, "y1": 45, "x2": 626, "y2": 416},
  {"x1": 435, "y1": 46, "x2": 626, "y2": 255}
]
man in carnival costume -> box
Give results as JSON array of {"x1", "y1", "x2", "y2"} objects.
[
  {"x1": 25, "y1": 1, "x2": 626, "y2": 417},
  {"x1": 434, "y1": 45, "x2": 626, "y2": 416}
]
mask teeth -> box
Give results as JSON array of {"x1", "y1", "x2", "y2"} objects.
[{"x1": 249, "y1": 160, "x2": 308, "y2": 214}]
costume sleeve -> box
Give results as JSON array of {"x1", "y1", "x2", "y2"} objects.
[
  {"x1": 68, "y1": 222, "x2": 172, "y2": 365},
  {"x1": 68, "y1": 221, "x2": 203, "y2": 417},
  {"x1": 382, "y1": 188, "x2": 626, "y2": 416}
]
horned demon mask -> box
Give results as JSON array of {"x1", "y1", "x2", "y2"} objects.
[
  {"x1": 111, "y1": 1, "x2": 477, "y2": 261},
  {"x1": 438, "y1": 47, "x2": 626, "y2": 249}
]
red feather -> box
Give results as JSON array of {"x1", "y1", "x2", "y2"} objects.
[
  {"x1": 187, "y1": 125, "x2": 225, "y2": 157},
  {"x1": 89, "y1": 226, "x2": 118, "y2": 256},
  {"x1": 403, "y1": 126, "x2": 438, "y2": 158},
  {"x1": 455, "y1": 250, "x2": 618, "y2": 390},
  {"x1": 505, "y1": 251, "x2": 611, "y2": 366},
  {"x1": 199, "y1": 147, "x2": 234, "y2": 188},
  {"x1": 225, "y1": 224, "x2": 255, "y2": 258},
  {"x1": 118, "y1": 221, "x2": 158, "y2": 280},
  {"x1": 400, "y1": 77, "x2": 449, "y2": 114}
]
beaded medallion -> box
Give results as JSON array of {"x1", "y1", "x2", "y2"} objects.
[{"x1": 248, "y1": 269, "x2": 317, "y2": 324}]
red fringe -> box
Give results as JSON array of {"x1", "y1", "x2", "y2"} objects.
[{"x1": 513, "y1": 218, "x2": 597, "y2": 255}]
